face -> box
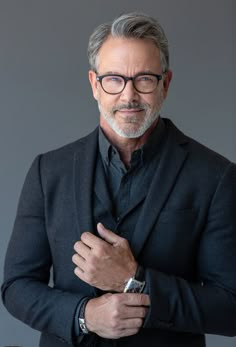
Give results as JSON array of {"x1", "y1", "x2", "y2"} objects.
[{"x1": 89, "y1": 36, "x2": 172, "y2": 139}]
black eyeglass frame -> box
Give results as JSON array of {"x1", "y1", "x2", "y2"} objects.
[{"x1": 96, "y1": 73, "x2": 163, "y2": 95}]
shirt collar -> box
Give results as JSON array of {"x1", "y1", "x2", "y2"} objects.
[{"x1": 99, "y1": 117, "x2": 166, "y2": 168}]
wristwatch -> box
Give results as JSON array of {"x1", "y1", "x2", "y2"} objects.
[
  {"x1": 124, "y1": 265, "x2": 145, "y2": 293},
  {"x1": 78, "y1": 298, "x2": 90, "y2": 334}
]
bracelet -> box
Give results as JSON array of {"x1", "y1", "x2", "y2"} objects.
[{"x1": 78, "y1": 298, "x2": 90, "y2": 334}]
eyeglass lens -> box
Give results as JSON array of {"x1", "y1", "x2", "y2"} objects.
[{"x1": 101, "y1": 75, "x2": 159, "y2": 94}]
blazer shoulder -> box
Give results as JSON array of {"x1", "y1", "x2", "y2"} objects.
[
  {"x1": 165, "y1": 118, "x2": 233, "y2": 170},
  {"x1": 26, "y1": 128, "x2": 99, "y2": 185},
  {"x1": 39, "y1": 127, "x2": 98, "y2": 166},
  {"x1": 185, "y1": 135, "x2": 233, "y2": 173}
]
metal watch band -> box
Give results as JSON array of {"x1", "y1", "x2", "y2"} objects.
[
  {"x1": 78, "y1": 298, "x2": 90, "y2": 334},
  {"x1": 124, "y1": 277, "x2": 145, "y2": 293},
  {"x1": 134, "y1": 264, "x2": 145, "y2": 282},
  {"x1": 123, "y1": 264, "x2": 146, "y2": 293}
]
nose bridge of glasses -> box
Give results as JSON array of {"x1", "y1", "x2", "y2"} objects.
[{"x1": 123, "y1": 76, "x2": 138, "y2": 93}]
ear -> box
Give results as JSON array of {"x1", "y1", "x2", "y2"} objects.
[
  {"x1": 162, "y1": 70, "x2": 173, "y2": 99},
  {"x1": 88, "y1": 70, "x2": 99, "y2": 100}
]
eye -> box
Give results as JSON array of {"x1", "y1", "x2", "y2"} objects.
[
  {"x1": 105, "y1": 76, "x2": 123, "y2": 83},
  {"x1": 137, "y1": 75, "x2": 155, "y2": 82}
]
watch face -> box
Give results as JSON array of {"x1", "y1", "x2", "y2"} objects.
[
  {"x1": 124, "y1": 278, "x2": 145, "y2": 293},
  {"x1": 126, "y1": 286, "x2": 142, "y2": 293}
]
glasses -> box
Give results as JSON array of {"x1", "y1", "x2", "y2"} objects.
[{"x1": 96, "y1": 73, "x2": 162, "y2": 95}]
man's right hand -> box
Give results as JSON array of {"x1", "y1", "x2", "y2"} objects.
[{"x1": 85, "y1": 293, "x2": 150, "y2": 339}]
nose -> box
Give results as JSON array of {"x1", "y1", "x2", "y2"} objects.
[{"x1": 120, "y1": 80, "x2": 139, "y2": 102}]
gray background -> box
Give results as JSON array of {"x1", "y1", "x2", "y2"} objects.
[{"x1": 0, "y1": 0, "x2": 235, "y2": 346}]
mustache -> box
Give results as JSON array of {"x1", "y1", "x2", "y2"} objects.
[{"x1": 112, "y1": 102, "x2": 149, "y2": 112}]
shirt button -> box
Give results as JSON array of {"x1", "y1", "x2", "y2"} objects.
[{"x1": 116, "y1": 216, "x2": 120, "y2": 223}]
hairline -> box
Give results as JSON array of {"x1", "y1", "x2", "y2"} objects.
[{"x1": 94, "y1": 35, "x2": 166, "y2": 74}]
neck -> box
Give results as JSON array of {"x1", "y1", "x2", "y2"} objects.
[{"x1": 100, "y1": 118, "x2": 159, "y2": 168}]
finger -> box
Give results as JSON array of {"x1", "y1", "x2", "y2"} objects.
[
  {"x1": 74, "y1": 241, "x2": 91, "y2": 259},
  {"x1": 72, "y1": 253, "x2": 86, "y2": 268},
  {"x1": 81, "y1": 231, "x2": 106, "y2": 249},
  {"x1": 117, "y1": 327, "x2": 140, "y2": 338},
  {"x1": 121, "y1": 306, "x2": 149, "y2": 319},
  {"x1": 119, "y1": 317, "x2": 144, "y2": 329},
  {"x1": 107, "y1": 327, "x2": 140, "y2": 339},
  {"x1": 97, "y1": 223, "x2": 122, "y2": 245},
  {"x1": 74, "y1": 265, "x2": 86, "y2": 280},
  {"x1": 110, "y1": 327, "x2": 140, "y2": 339},
  {"x1": 123, "y1": 293, "x2": 150, "y2": 307}
]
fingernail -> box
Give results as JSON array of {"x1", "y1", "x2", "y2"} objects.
[{"x1": 97, "y1": 222, "x2": 104, "y2": 231}]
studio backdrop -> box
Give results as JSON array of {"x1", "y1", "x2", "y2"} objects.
[{"x1": 0, "y1": 1, "x2": 234, "y2": 346}]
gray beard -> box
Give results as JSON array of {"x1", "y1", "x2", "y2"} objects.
[{"x1": 98, "y1": 102, "x2": 161, "y2": 138}]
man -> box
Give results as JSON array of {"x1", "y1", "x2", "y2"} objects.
[{"x1": 2, "y1": 12, "x2": 236, "y2": 347}]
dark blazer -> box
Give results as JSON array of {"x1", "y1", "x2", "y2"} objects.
[{"x1": 2, "y1": 118, "x2": 236, "y2": 347}]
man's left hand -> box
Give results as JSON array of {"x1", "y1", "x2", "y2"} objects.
[{"x1": 72, "y1": 223, "x2": 137, "y2": 292}]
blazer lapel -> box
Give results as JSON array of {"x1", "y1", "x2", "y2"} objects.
[
  {"x1": 131, "y1": 122, "x2": 189, "y2": 258},
  {"x1": 94, "y1": 155, "x2": 113, "y2": 215},
  {"x1": 73, "y1": 128, "x2": 98, "y2": 237}
]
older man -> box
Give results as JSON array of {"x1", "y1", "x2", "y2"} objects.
[{"x1": 2, "y1": 12, "x2": 236, "y2": 347}]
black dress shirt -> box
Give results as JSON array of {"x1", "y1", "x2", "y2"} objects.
[{"x1": 98, "y1": 117, "x2": 167, "y2": 226}]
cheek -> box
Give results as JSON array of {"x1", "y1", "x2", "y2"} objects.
[
  {"x1": 152, "y1": 88, "x2": 165, "y2": 108},
  {"x1": 141, "y1": 95, "x2": 159, "y2": 110},
  {"x1": 98, "y1": 93, "x2": 118, "y2": 109}
]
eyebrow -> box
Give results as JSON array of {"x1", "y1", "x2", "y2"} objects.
[{"x1": 98, "y1": 70, "x2": 158, "y2": 76}]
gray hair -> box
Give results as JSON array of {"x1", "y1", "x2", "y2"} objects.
[{"x1": 88, "y1": 12, "x2": 169, "y2": 73}]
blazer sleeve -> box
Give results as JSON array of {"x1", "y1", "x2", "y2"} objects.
[
  {"x1": 1, "y1": 156, "x2": 86, "y2": 345},
  {"x1": 143, "y1": 162, "x2": 236, "y2": 336}
]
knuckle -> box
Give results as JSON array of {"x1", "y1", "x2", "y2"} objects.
[
  {"x1": 85, "y1": 263, "x2": 95, "y2": 276},
  {"x1": 140, "y1": 294, "x2": 148, "y2": 305},
  {"x1": 141, "y1": 307, "x2": 148, "y2": 317},
  {"x1": 100, "y1": 242, "x2": 109, "y2": 253},
  {"x1": 74, "y1": 267, "x2": 81, "y2": 277},
  {"x1": 81, "y1": 232, "x2": 89, "y2": 241},
  {"x1": 76, "y1": 240, "x2": 82, "y2": 247},
  {"x1": 88, "y1": 253, "x2": 97, "y2": 265},
  {"x1": 95, "y1": 246, "x2": 104, "y2": 258},
  {"x1": 120, "y1": 238, "x2": 129, "y2": 247},
  {"x1": 112, "y1": 308, "x2": 119, "y2": 319},
  {"x1": 112, "y1": 294, "x2": 122, "y2": 306},
  {"x1": 73, "y1": 242, "x2": 77, "y2": 251},
  {"x1": 77, "y1": 241, "x2": 83, "y2": 251},
  {"x1": 136, "y1": 318, "x2": 143, "y2": 328},
  {"x1": 110, "y1": 318, "x2": 118, "y2": 329}
]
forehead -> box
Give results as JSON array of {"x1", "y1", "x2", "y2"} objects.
[{"x1": 97, "y1": 36, "x2": 161, "y2": 73}]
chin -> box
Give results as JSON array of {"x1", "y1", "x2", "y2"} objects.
[
  {"x1": 111, "y1": 124, "x2": 149, "y2": 139},
  {"x1": 101, "y1": 110, "x2": 160, "y2": 139}
]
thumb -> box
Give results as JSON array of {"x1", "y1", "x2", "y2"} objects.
[{"x1": 97, "y1": 222, "x2": 120, "y2": 245}]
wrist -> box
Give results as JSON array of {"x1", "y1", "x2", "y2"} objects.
[{"x1": 84, "y1": 297, "x2": 97, "y2": 333}]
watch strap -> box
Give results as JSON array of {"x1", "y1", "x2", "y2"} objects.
[
  {"x1": 134, "y1": 264, "x2": 145, "y2": 282},
  {"x1": 78, "y1": 298, "x2": 90, "y2": 334}
]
